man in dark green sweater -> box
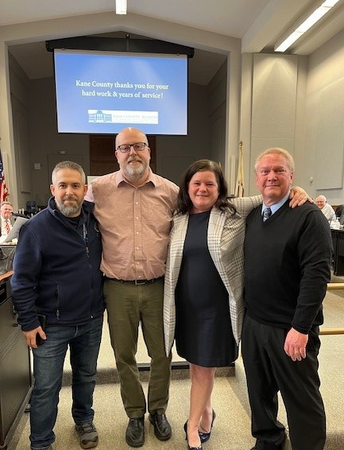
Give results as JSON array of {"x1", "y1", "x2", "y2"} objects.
[{"x1": 242, "y1": 148, "x2": 332, "y2": 450}]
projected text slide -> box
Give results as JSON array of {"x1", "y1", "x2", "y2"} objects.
[{"x1": 54, "y1": 50, "x2": 188, "y2": 135}]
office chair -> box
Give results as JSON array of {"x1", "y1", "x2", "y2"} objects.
[{"x1": 335, "y1": 204, "x2": 344, "y2": 218}]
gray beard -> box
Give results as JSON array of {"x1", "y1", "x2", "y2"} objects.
[
  {"x1": 56, "y1": 201, "x2": 82, "y2": 217},
  {"x1": 124, "y1": 161, "x2": 148, "y2": 179}
]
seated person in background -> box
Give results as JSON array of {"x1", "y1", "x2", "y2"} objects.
[
  {"x1": 316, "y1": 195, "x2": 336, "y2": 223},
  {"x1": 0, "y1": 201, "x2": 13, "y2": 236},
  {"x1": 335, "y1": 204, "x2": 344, "y2": 225}
]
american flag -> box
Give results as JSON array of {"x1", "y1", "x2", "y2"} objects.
[{"x1": 0, "y1": 149, "x2": 9, "y2": 202}]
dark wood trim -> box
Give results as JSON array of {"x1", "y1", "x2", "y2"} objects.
[{"x1": 89, "y1": 134, "x2": 156, "y2": 176}]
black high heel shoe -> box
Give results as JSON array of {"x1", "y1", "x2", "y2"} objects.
[
  {"x1": 198, "y1": 410, "x2": 216, "y2": 443},
  {"x1": 183, "y1": 422, "x2": 203, "y2": 450}
]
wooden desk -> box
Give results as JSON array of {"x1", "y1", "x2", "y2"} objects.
[
  {"x1": 0, "y1": 271, "x2": 32, "y2": 449},
  {"x1": 331, "y1": 229, "x2": 344, "y2": 276},
  {"x1": 0, "y1": 270, "x2": 13, "y2": 282}
]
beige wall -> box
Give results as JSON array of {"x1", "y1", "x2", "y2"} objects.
[
  {"x1": 239, "y1": 31, "x2": 344, "y2": 204},
  {"x1": 303, "y1": 28, "x2": 344, "y2": 205}
]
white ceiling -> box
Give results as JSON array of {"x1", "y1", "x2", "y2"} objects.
[{"x1": 3, "y1": 0, "x2": 344, "y2": 86}]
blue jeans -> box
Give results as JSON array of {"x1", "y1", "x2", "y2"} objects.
[{"x1": 30, "y1": 316, "x2": 103, "y2": 450}]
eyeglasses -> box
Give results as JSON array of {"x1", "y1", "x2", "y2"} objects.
[{"x1": 116, "y1": 142, "x2": 148, "y2": 153}]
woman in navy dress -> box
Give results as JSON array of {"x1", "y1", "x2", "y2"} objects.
[{"x1": 164, "y1": 160, "x2": 262, "y2": 449}]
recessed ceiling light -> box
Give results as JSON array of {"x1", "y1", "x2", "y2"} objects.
[{"x1": 115, "y1": 0, "x2": 127, "y2": 15}]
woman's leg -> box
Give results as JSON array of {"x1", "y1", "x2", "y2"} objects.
[{"x1": 187, "y1": 363, "x2": 216, "y2": 447}]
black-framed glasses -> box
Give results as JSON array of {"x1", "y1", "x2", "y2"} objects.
[{"x1": 116, "y1": 142, "x2": 148, "y2": 153}]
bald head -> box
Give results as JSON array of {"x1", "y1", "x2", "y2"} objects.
[{"x1": 115, "y1": 127, "x2": 148, "y2": 149}]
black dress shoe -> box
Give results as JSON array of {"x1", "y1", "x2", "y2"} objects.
[
  {"x1": 251, "y1": 446, "x2": 284, "y2": 450},
  {"x1": 199, "y1": 409, "x2": 216, "y2": 443},
  {"x1": 251, "y1": 436, "x2": 285, "y2": 450},
  {"x1": 149, "y1": 413, "x2": 172, "y2": 441},
  {"x1": 126, "y1": 417, "x2": 144, "y2": 448}
]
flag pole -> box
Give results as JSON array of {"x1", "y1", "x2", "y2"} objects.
[
  {"x1": 0, "y1": 137, "x2": 9, "y2": 202},
  {"x1": 235, "y1": 140, "x2": 244, "y2": 197}
]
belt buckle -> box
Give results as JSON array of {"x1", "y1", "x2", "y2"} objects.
[{"x1": 135, "y1": 279, "x2": 146, "y2": 285}]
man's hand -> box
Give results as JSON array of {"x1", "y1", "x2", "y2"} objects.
[
  {"x1": 23, "y1": 327, "x2": 47, "y2": 349},
  {"x1": 284, "y1": 328, "x2": 308, "y2": 361},
  {"x1": 289, "y1": 187, "x2": 313, "y2": 208}
]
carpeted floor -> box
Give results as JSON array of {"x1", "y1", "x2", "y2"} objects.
[{"x1": 8, "y1": 287, "x2": 344, "y2": 450}]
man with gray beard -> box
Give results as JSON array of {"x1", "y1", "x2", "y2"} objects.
[
  {"x1": 86, "y1": 127, "x2": 178, "y2": 447},
  {"x1": 11, "y1": 161, "x2": 104, "y2": 450}
]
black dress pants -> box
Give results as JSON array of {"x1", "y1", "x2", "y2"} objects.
[{"x1": 241, "y1": 315, "x2": 326, "y2": 450}]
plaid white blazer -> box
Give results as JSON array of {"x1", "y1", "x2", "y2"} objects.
[{"x1": 163, "y1": 195, "x2": 262, "y2": 356}]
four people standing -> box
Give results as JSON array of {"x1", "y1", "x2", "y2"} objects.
[
  {"x1": 10, "y1": 141, "x2": 333, "y2": 449},
  {"x1": 242, "y1": 148, "x2": 332, "y2": 450}
]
